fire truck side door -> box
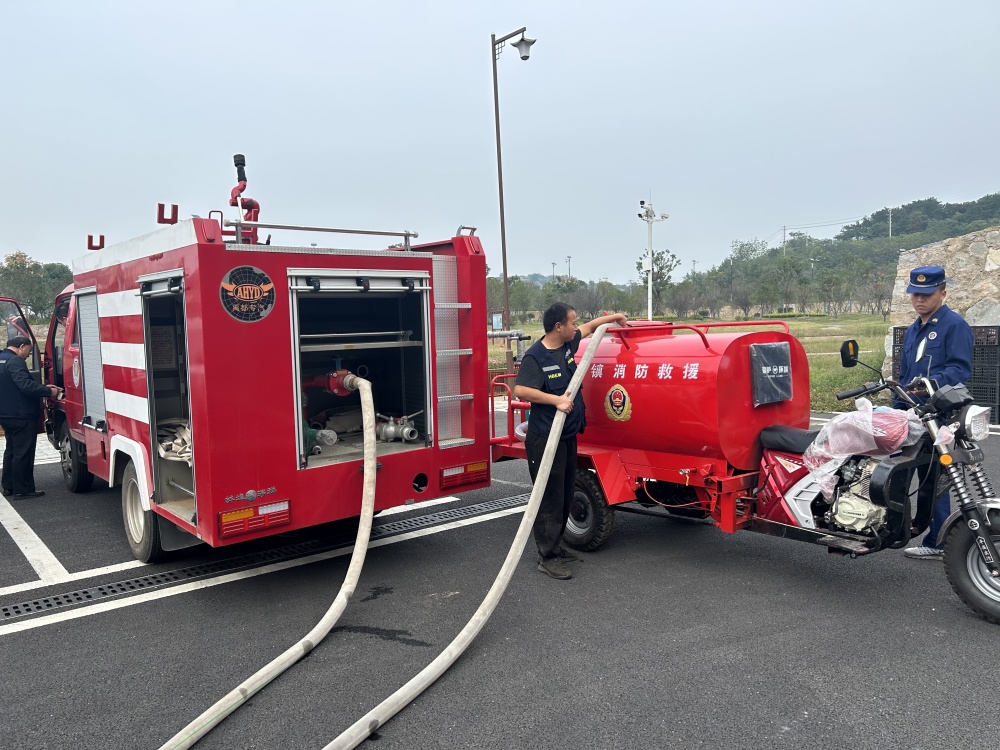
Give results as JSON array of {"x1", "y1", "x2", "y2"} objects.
[
  {"x1": 75, "y1": 290, "x2": 111, "y2": 476},
  {"x1": 0, "y1": 297, "x2": 45, "y2": 434}
]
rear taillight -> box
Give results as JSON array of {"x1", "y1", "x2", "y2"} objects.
[
  {"x1": 219, "y1": 501, "x2": 291, "y2": 538},
  {"x1": 440, "y1": 461, "x2": 489, "y2": 489}
]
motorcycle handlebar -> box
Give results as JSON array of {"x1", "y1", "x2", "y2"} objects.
[{"x1": 836, "y1": 383, "x2": 876, "y2": 401}]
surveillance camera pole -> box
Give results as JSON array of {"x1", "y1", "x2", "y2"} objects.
[
  {"x1": 638, "y1": 201, "x2": 668, "y2": 321},
  {"x1": 491, "y1": 26, "x2": 532, "y2": 334}
]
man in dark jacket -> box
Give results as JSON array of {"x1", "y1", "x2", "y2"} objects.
[
  {"x1": 514, "y1": 303, "x2": 627, "y2": 579},
  {"x1": 0, "y1": 336, "x2": 61, "y2": 498},
  {"x1": 892, "y1": 266, "x2": 973, "y2": 560}
]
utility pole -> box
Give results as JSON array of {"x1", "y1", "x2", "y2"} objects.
[
  {"x1": 637, "y1": 200, "x2": 669, "y2": 320},
  {"x1": 692, "y1": 259, "x2": 698, "y2": 274},
  {"x1": 888, "y1": 207, "x2": 892, "y2": 238},
  {"x1": 551, "y1": 261, "x2": 556, "y2": 282},
  {"x1": 782, "y1": 225, "x2": 786, "y2": 255},
  {"x1": 566, "y1": 255, "x2": 572, "y2": 279}
]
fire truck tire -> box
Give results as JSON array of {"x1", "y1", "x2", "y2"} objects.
[
  {"x1": 121, "y1": 462, "x2": 165, "y2": 563},
  {"x1": 943, "y1": 523, "x2": 1000, "y2": 625},
  {"x1": 563, "y1": 470, "x2": 615, "y2": 551},
  {"x1": 58, "y1": 423, "x2": 94, "y2": 493}
]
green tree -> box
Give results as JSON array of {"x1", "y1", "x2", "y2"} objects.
[
  {"x1": 538, "y1": 276, "x2": 585, "y2": 310},
  {"x1": 486, "y1": 277, "x2": 504, "y2": 320},
  {"x1": 507, "y1": 276, "x2": 539, "y2": 324},
  {"x1": 667, "y1": 280, "x2": 698, "y2": 318},
  {"x1": 634, "y1": 248, "x2": 680, "y2": 315},
  {"x1": 0, "y1": 252, "x2": 72, "y2": 320}
]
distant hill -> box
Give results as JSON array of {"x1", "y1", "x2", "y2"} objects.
[{"x1": 837, "y1": 194, "x2": 1000, "y2": 243}]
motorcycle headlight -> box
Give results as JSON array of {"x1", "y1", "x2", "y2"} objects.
[{"x1": 959, "y1": 405, "x2": 992, "y2": 442}]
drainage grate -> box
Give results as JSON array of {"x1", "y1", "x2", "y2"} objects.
[{"x1": 1, "y1": 494, "x2": 529, "y2": 622}]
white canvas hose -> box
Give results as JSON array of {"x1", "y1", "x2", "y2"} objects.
[
  {"x1": 322, "y1": 324, "x2": 612, "y2": 750},
  {"x1": 158, "y1": 378, "x2": 378, "y2": 750}
]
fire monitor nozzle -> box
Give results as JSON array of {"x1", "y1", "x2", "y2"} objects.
[{"x1": 233, "y1": 153, "x2": 247, "y2": 183}]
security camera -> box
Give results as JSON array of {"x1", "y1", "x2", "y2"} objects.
[
  {"x1": 660, "y1": 213, "x2": 669, "y2": 220},
  {"x1": 637, "y1": 213, "x2": 644, "y2": 219},
  {"x1": 639, "y1": 200, "x2": 645, "y2": 207}
]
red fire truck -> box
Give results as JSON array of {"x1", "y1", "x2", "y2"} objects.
[{"x1": 11, "y1": 156, "x2": 491, "y2": 562}]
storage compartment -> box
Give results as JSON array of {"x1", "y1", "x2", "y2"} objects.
[
  {"x1": 292, "y1": 272, "x2": 432, "y2": 468},
  {"x1": 144, "y1": 287, "x2": 195, "y2": 521}
]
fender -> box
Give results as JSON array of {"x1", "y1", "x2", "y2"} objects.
[
  {"x1": 108, "y1": 435, "x2": 152, "y2": 511},
  {"x1": 937, "y1": 501, "x2": 1000, "y2": 547}
]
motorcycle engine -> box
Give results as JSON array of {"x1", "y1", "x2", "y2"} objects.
[{"x1": 829, "y1": 460, "x2": 886, "y2": 533}]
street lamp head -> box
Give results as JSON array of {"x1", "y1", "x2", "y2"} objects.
[{"x1": 513, "y1": 35, "x2": 536, "y2": 60}]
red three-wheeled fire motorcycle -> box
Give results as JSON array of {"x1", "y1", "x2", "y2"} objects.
[{"x1": 492, "y1": 322, "x2": 1000, "y2": 623}]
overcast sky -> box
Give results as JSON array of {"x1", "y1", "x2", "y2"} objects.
[{"x1": 3, "y1": 1, "x2": 998, "y2": 284}]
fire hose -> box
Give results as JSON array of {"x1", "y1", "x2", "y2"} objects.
[
  {"x1": 321, "y1": 323, "x2": 613, "y2": 749},
  {"x1": 157, "y1": 377, "x2": 378, "y2": 750}
]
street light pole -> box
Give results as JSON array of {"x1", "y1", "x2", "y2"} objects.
[
  {"x1": 491, "y1": 27, "x2": 535, "y2": 332},
  {"x1": 566, "y1": 255, "x2": 572, "y2": 279},
  {"x1": 637, "y1": 200, "x2": 669, "y2": 321}
]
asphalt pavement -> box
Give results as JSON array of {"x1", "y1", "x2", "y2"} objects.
[{"x1": 2, "y1": 423, "x2": 1000, "y2": 750}]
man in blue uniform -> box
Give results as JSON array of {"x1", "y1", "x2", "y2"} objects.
[
  {"x1": 0, "y1": 337, "x2": 61, "y2": 498},
  {"x1": 514, "y1": 303, "x2": 627, "y2": 579},
  {"x1": 892, "y1": 265, "x2": 973, "y2": 560}
]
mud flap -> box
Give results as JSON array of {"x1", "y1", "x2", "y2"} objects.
[{"x1": 158, "y1": 515, "x2": 202, "y2": 552}]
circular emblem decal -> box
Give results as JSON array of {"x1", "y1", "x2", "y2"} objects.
[
  {"x1": 605, "y1": 384, "x2": 632, "y2": 422},
  {"x1": 72, "y1": 356, "x2": 80, "y2": 388},
  {"x1": 916, "y1": 274, "x2": 926, "y2": 282},
  {"x1": 928, "y1": 332, "x2": 937, "y2": 340},
  {"x1": 220, "y1": 266, "x2": 276, "y2": 322},
  {"x1": 969, "y1": 519, "x2": 981, "y2": 531}
]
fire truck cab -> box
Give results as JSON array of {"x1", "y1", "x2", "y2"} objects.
[{"x1": 38, "y1": 162, "x2": 490, "y2": 562}]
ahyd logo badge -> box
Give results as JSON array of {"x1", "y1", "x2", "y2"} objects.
[
  {"x1": 605, "y1": 384, "x2": 632, "y2": 421},
  {"x1": 220, "y1": 266, "x2": 276, "y2": 322}
]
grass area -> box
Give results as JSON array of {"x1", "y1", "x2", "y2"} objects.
[{"x1": 488, "y1": 314, "x2": 893, "y2": 413}]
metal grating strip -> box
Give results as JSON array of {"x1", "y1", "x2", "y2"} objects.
[{"x1": 1, "y1": 494, "x2": 529, "y2": 622}]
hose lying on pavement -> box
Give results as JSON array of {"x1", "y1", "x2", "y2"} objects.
[
  {"x1": 157, "y1": 378, "x2": 379, "y2": 750},
  {"x1": 322, "y1": 324, "x2": 614, "y2": 750}
]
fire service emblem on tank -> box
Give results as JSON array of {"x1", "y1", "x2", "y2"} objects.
[
  {"x1": 220, "y1": 266, "x2": 276, "y2": 322},
  {"x1": 604, "y1": 384, "x2": 632, "y2": 421}
]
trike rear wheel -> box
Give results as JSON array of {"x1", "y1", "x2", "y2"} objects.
[{"x1": 563, "y1": 469, "x2": 615, "y2": 552}]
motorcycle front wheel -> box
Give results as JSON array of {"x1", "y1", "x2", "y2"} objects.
[{"x1": 944, "y1": 523, "x2": 1000, "y2": 624}]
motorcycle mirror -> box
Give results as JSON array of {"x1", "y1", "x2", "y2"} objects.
[
  {"x1": 840, "y1": 340, "x2": 859, "y2": 368},
  {"x1": 915, "y1": 338, "x2": 927, "y2": 363}
]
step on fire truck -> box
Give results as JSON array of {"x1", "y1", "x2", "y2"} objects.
[{"x1": 6, "y1": 156, "x2": 491, "y2": 562}]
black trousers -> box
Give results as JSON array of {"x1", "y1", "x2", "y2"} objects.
[
  {"x1": 525, "y1": 431, "x2": 577, "y2": 560},
  {"x1": 0, "y1": 418, "x2": 38, "y2": 495}
]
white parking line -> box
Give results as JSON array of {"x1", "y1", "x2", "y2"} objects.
[
  {"x1": 0, "y1": 505, "x2": 526, "y2": 636},
  {"x1": 0, "y1": 494, "x2": 70, "y2": 584},
  {"x1": 377, "y1": 496, "x2": 460, "y2": 517}
]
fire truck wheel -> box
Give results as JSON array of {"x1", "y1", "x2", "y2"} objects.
[
  {"x1": 59, "y1": 423, "x2": 94, "y2": 493},
  {"x1": 943, "y1": 523, "x2": 1000, "y2": 625},
  {"x1": 563, "y1": 470, "x2": 615, "y2": 552},
  {"x1": 121, "y1": 462, "x2": 165, "y2": 563}
]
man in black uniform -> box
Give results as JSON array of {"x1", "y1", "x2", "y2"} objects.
[
  {"x1": 514, "y1": 303, "x2": 626, "y2": 579},
  {"x1": 0, "y1": 336, "x2": 61, "y2": 498}
]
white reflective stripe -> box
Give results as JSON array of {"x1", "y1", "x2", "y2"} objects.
[
  {"x1": 72, "y1": 221, "x2": 197, "y2": 274},
  {"x1": 97, "y1": 290, "x2": 142, "y2": 317},
  {"x1": 541, "y1": 365, "x2": 560, "y2": 371},
  {"x1": 104, "y1": 390, "x2": 149, "y2": 424},
  {"x1": 101, "y1": 342, "x2": 146, "y2": 371}
]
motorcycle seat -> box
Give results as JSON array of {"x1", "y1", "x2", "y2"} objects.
[{"x1": 759, "y1": 425, "x2": 820, "y2": 454}]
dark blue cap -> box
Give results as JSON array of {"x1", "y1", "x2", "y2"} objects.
[{"x1": 906, "y1": 265, "x2": 947, "y2": 294}]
